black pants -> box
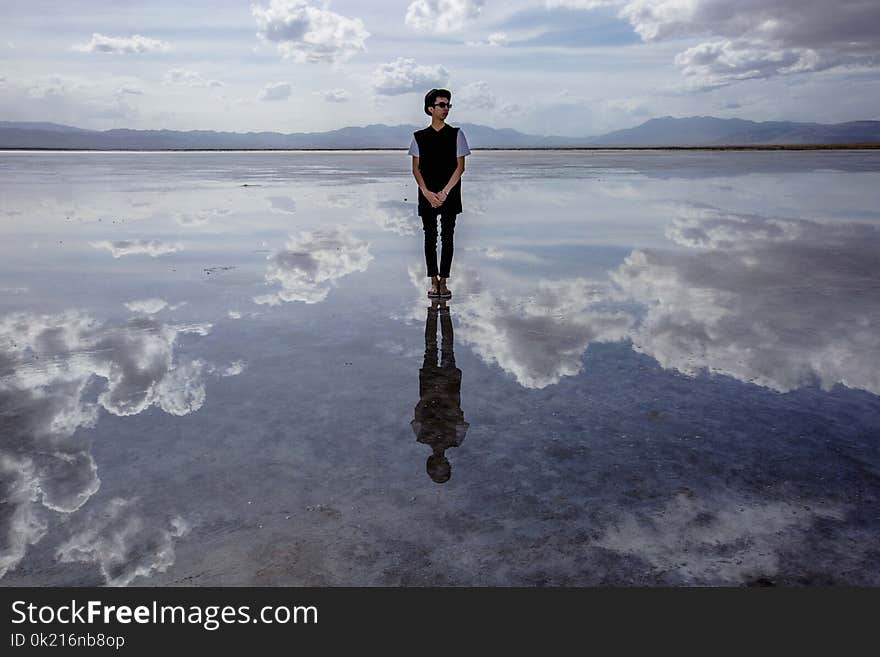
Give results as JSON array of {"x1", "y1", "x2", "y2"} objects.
[
  {"x1": 421, "y1": 212, "x2": 457, "y2": 278},
  {"x1": 424, "y1": 304, "x2": 456, "y2": 370}
]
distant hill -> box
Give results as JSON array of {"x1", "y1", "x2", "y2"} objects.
[
  {"x1": 0, "y1": 121, "x2": 98, "y2": 133},
  {"x1": 0, "y1": 121, "x2": 588, "y2": 149},
  {"x1": 1, "y1": 116, "x2": 878, "y2": 149},
  {"x1": 582, "y1": 116, "x2": 880, "y2": 146}
]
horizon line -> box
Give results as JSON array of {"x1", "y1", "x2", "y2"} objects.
[{"x1": 4, "y1": 144, "x2": 880, "y2": 153}]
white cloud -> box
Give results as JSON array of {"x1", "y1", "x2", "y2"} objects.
[
  {"x1": 464, "y1": 245, "x2": 545, "y2": 263},
  {"x1": 0, "y1": 311, "x2": 212, "y2": 578},
  {"x1": 267, "y1": 195, "x2": 297, "y2": 213},
  {"x1": 174, "y1": 207, "x2": 229, "y2": 227},
  {"x1": 456, "y1": 80, "x2": 530, "y2": 115},
  {"x1": 90, "y1": 239, "x2": 181, "y2": 258},
  {"x1": 317, "y1": 192, "x2": 356, "y2": 208},
  {"x1": 552, "y1": 0, "x2": 880, "y2": 87},
  {"x1": 26, "y1": 75, "x2": 84, "y2": 99},
  {"x1": 601, "y1": 96, "x2": 653, "y2": 117},
  {"x1": 258, "y1": 81, "x2": 292, "y2": 101},
  {"x1": 56, "y1": 498, "x2": 189, "y2": 586},
  {"x1": 457, "y1": 80, "x2": 496, "y2": 110},
  {"x1": 117, "y1": 84, "x2": 144, "y2": 96},
  {"x1": 73, "y1": 33, "x2": 170, "y2": 55},
  {"x1": 403, "y1": 204, "x2": 880, "y2": 395},
  {"x1": 320, "y1": 87, "x2": 350, "y2": 102},
  {"x1": 611, "y1": 208, "x2": 880, "y2": 394},
  {"x1": 2, "y1": 73, "x2": 145, "y2": 127},
  {"x1": 83, "y1": 97, "x2": 138, "y2": 120},
  {"x1": 408, "y1": 266, "x2": 632, "y2": 389},
  {"x1": 252, "y1": 0, "x2": 369, "y2": 64},
  {"x1": 5, "y1": 312, "x2": 211, "y2": 421},
  {"x1": 37, "y1": 452, "x2": 101, "y2": 514},
  {"x1": 663, "y1": 208, "x2": 803, "y2": 249},
  {"x1": 254, "y1": 227, "x2": 373, "y2": 305},
  {"x1": 674, "y1": 39, "x2": 831, "y2": 90},
  {"x1": 0, "y1": 455, "x2": 48, "y2": 579},
  {"x1": 465, "y1": 246, "x2": 504, "y2": 259},
  {"x1": 545, "y1": 0, "x2": 620, "y2": 8},
  {"x1": 405, "y1": 0, "x2": 486, "y2": 34},
  {"x1": 154, "y1": 359, "x2": 207, "y2": 416},
  {"x1": 0, "y1": 310, "x2": 211, "y2": 422},
  {"x1": 124, "y1": 298, "x2": 169, "y2": 315},
  {"x1": 369, "y1": 200, "x2": 418, "y2": 236},
  {"x1": 617, "y1": 0, "x2": 880, "y2": 48},
  {"x1": 163, "y1": 69, "x2": 224, "y2": 88},
  {"x1": 372, "y1": 57, "x2": 449, "y2": 96},
  {"x1": 172, "y1": 322, "x2": 212, "y2": 337},
  {"x1": 487, "y1": 32, "x2": 509, "y2": 47},
  {"x1": 221, "y1": 361, "x2": 245, "y2": 377}
]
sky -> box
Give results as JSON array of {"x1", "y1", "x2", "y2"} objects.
[{"x1": 1, "y1": 0, "x2": 879, "y2": 137}]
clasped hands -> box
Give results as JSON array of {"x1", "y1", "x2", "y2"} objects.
[{"x1": 424, "y1": 188, "x2": 448, "y2": 208}]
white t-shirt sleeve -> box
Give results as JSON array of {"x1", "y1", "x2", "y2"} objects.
[
  {"x1": 457, "y1": 129, "x2": 471, "y2": 157},
  {"x1": 408, "y1": 137, "x2": 419, "y2": 157}
]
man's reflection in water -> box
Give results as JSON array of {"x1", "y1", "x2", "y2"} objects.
[{"x1": 411, "y1": 299, "x2": 469, "y2": 484}]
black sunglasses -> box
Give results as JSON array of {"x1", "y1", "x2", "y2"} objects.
[{"x1": 433, "y1": 102, "x2": 452, "y2": 108}]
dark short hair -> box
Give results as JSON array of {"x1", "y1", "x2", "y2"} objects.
[{"x1": 424, "y1": 88, "x2": 452, "y2": 116}]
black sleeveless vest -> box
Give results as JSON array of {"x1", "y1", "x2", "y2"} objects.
[{"x1": 414, "y1": 124, "x2": 462, "y2": 216}]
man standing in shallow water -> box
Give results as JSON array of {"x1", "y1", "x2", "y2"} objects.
[{"x1": 409, "y1": 88, "x2": 471, "y2": 299}]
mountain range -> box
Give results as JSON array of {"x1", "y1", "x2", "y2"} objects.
[{"x1": 1, "y1": 116, "x2": 879, "y2": 149}]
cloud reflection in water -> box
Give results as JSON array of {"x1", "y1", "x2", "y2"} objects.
[
  {"x1": 416, "y1": 208, "x2": 880, "y2": 397},
  {"x1": 90, "y1": 239, "x2": 182, "y2": 258},
  {"x1": 254, "y1": 227, "x2": 372, "y2": 305},
  {"x1": 0, "y1": 310, "x2": 217, "y2": 582},
  {"x1": 614, "y1": 208, "x2": 880, "y2": 394},
  {"x1": 408, "y1": 266, "x2": 633, "y2": 389}
]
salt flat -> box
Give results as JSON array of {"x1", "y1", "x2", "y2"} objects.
[{"x1": 1, "y1": 150, "x2": 879, "y2": 586}]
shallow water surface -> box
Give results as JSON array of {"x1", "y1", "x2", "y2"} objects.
[{"x1": 1, "y1": 150, "x2": 879, "y2": 585}]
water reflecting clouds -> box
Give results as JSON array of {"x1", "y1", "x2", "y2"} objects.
[
  {"x1": 2, "y1": 150, "x2": 879, "y2": 586},
  {"x1": 0, "y1": 309, "x2": 216, "y2": 582},
  {"x1": 614, "y1": 208, "x2": 880, "y2": 394},
  {"x1": 254, "y1": 226, "x2": 373, "y2": 305}
]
